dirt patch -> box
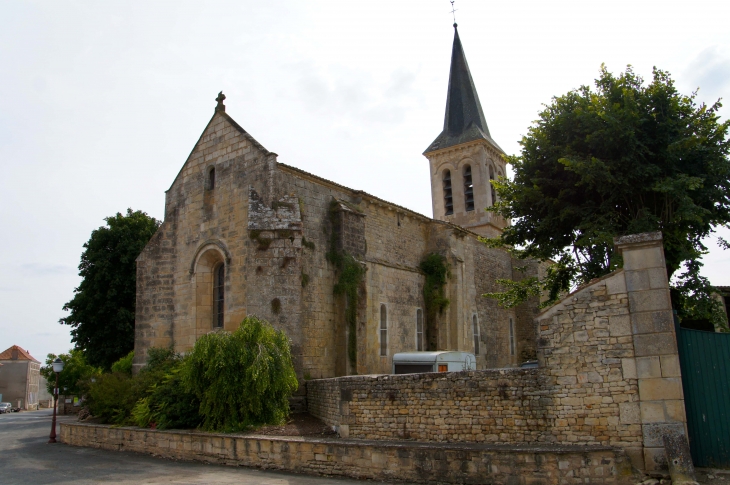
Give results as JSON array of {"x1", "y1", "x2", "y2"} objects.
[{"x1": 244, "y1": 413, "x2": 336, "y2": 437}]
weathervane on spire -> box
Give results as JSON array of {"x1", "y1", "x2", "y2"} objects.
[{"x1": 450, "y1": 0, "x2": 458, "y2": 27}]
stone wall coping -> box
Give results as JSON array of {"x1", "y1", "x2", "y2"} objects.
[
  {"x1": 614, "y1": 232, "x2": 663, "y2": 248},
  {"x1": 535, "y1": 269, "x2": 624, "y2": 319},
  {"x1": 307, "y1": 367, "x2": 541, "y2": 385},
  {"x1": 60, "y1": 422, "x2": 617, "y2": 455}
]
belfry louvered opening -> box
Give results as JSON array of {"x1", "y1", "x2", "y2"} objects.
[
  {"x1": 443, "y1": 170, "x2": 453, "y2": 215},
  {"x1": 464, "y1": 165, "x2": 474, "y2": 211}
]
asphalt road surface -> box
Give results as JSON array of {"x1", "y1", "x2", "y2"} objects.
[{"x1": 0, "y1": 409, "x2": 393, "y2": 485}]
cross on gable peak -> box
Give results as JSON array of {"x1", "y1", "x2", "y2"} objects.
[{"x1": 215, "y1": 91, "x2": 226, "y2": 112}]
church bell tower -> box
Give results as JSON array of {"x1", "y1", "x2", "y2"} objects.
[{"x1": 424, "y1": 24, "x2": 508, "y2": 238}]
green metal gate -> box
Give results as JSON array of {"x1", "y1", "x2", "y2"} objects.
[{"x1": 676, "y1": 326, "x2": 730, "y2": 467}]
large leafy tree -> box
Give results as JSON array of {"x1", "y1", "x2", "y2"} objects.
[
  {"x1": 60, "y1": 209, "x2": 160, "y2": 369},
  {"x1": 488, "y1": 66, "x2": 730, "y2": 328}
]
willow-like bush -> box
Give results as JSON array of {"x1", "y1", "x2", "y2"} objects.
[
  {"x1": 131, "y1": 366, "x2": 201, "y2": 430},
  {"x1": 183, "y1": 316, "x2": 298, "y2": 432}
]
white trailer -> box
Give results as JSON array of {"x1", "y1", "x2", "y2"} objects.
[{"x1": 392, "y1": 351, "x2": 476, "y2": 374}]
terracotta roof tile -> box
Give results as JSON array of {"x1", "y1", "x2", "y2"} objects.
[{"x1": 0, "y1": 345, "x2": 40, "y2": 363}]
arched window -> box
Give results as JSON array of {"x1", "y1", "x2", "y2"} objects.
[
  {"x1": 380, "y1": 304, "x2": 388, "y2": 356},
  {"x1": 489, "y1": 165, "x2": 496, "y2": 206},
  {"x1": 509, "y1": 317, "x2": 515, "y2": 356},
  {"x1": 208, "y1": 167, "x2": 216, "y2": 190},
  {"x1": 443, "y1": 170, "x2": 453, "y2": 215},
  {"x1": 416, "y1": 309, "x2": 424, "y2": 351},
  {"x1": 463, "y1": 165, "x2": 474, "y2": 212},
  {"x1": 213, "y1": 263, "x2": 225, "y2": 328},
  {"x1": 472, "y1": 314, "x2": 480, "y2": 355}
]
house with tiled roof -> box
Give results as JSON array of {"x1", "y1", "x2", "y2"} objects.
[{"x1": 0, "y1": 345, "x2": 41, "y2": 410}]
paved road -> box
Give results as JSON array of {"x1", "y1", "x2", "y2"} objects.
[{"x1": 0, "y1": 409, "x2": 391, "y2": 485}]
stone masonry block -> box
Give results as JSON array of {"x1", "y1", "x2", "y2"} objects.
[
  {"x1": 625, "y1": 270, "x2": 650, "y2": 292},
  {"x1": 632, "y1": 310, "x2": 673, "y2": 335},
  {"x1": 640, "y1": 401, "x2": 667, "y2": 423},
  {"x1": 647, "y1": 267, "x2": 668, "y2": 289},
  {"x1": 633, "y1": 332, "x2": 677, "y2": 357},
  {"x1": 665, "y1": 400, "x2": 687, "y2": 422},
  {"x1": 636, "y1": 356, "x2": 662, "y2": 379},
  {"x1": 629, "y1": 289, "x2": 671, "y2": 313},
  {"x1": 638, "y1": 378, "x2": 683, "y2": 401},
  {"x1": 622, "y1": 246, "x2": 665, "y2": 271},
  {"x1": 605, "y1": 273, "x2": 627, "y2": 295},
  {"x1": 624, "y1": 446, "x2": 645, "y2": 472},
  {"x1": 622, "y1": 358, "x2": 637, "y2": 379},
  {"x1": 644, "y1": 446, "x2": 668, "y2": 472},
  {"x1": 660, "y1": 354, "x2": 682, "y2": 378},
  {"x1": 609, "y1": 314, "x2": 631, "y2": 336},
  {"x1": 642, "y1": 422, "x2": 686, "y2": 447},
  {"x1": 619, "y1": 402, "x2": 641, "y2": 424}
]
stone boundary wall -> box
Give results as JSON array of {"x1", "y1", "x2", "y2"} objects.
[
  {"x1": 308, "y1": 369, "x2": 554, "y2": 443},
  {"x1": 60, "y1": 422, "x2": 638, "y2": 485},
  {"x1": 307, "y1": 233, "x2": 687, "y2": 474},
  {"x1": 307, "y1": 278, "x2": 643, "y2": 450}
]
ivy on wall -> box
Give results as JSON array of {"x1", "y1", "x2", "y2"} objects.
[
  {"x1": 419, "y1": 253, "x2": 450, "y2": 351},
  {"x1": 327, "y1": 200, "x2": 365, "y2": 371},
  {"x1": 249, "y1": 230, "x2": 273, "y2": 250}
]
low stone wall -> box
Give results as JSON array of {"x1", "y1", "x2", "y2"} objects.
[
  {"x1": 308, "y1": 368, "x2": 554, "y2": 443},
  {"x1": 60, "y1": 422, "x2": 639, "y2": 485},
  {"x1": 307, "y1": 233, "x2": 689, "y2": 474}
]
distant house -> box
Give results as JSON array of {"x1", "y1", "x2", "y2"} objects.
[{"x1": 0, "y1": 345, "x2": 41, "y2": 410}]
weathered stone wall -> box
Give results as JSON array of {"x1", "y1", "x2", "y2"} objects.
[
  {"x1": 307, "y1": 232, "x2": 687, "y2": 474},
  {"x1": 308, "y1": 369, "x2": 552, "y2": 441},
  {"x1": 275, "y1": 164, "x2": 529, "y2": 378},
  {"x1": 60, "y1": 422, "x2": 639, "y2": 485},
  {"x1": 134, "y1": 109, "x2": 276, "y2": 372},
  {"x1": 614, "y1": 233, "x2": 686, "y2": 472},
  {"x1": 535, "y1": 272, "x2": 642, "y2": 459},
  {"x1": 307, "y1": 269, "x2": 642, "y2": 449}
]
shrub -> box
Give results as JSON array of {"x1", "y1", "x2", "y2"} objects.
[
  {"x1": 87, "y1": 346, "x2": 182, "y2": 426},
  {"x1": 110, "y1": 350, "x2": 134, "y2": 375},
  {"x1": 131, "y1": 367, "x2": 201, "y2": 430},
  {"x1": 86, "y1": 372, "x2": 136, "y2": 425},
  {"x1": 183, "y1": 316, "x2": 298, "y2": 432}
]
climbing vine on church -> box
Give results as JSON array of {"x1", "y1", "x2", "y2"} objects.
[
  {"x1": 419, "y1": 253, "x2": 450, "y2": 351},
  {"x1": 327, "y1": 200, "x2": 365, "y2": 371}
]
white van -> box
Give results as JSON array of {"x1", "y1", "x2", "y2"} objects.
[{"x1": 392, "y1": 351, "x2": 476, "y2": 374}]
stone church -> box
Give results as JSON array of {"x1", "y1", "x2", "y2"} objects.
[{"x1": 133, "y1": 25, "x2": 543, "y2": 379}]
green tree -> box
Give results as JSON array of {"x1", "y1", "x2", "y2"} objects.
[
  {"x1": 60, "y1": 209, "x2": 160, "y2": 369},
  {"x1": 488, "y1": 66, "x2": 730, "y2": 328},
  {"x1": 40, "y1": 350, "x2": 101, "y2": 396},
  {"x1": 183, "y1": 316, "x2": 298, "y2": 432}
]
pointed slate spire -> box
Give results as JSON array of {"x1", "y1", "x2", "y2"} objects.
[{"x1": 425, "y1": 24, "x2": 501, "y2": 154}]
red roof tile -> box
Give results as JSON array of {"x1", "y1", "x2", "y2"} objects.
[{"x1": 0, "y1": 345, "x2": 40, "y2": 363}]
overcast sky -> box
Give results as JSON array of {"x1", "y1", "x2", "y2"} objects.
[{"x1": 1, "y1": 0, "x2": 729, "y2": 362}]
